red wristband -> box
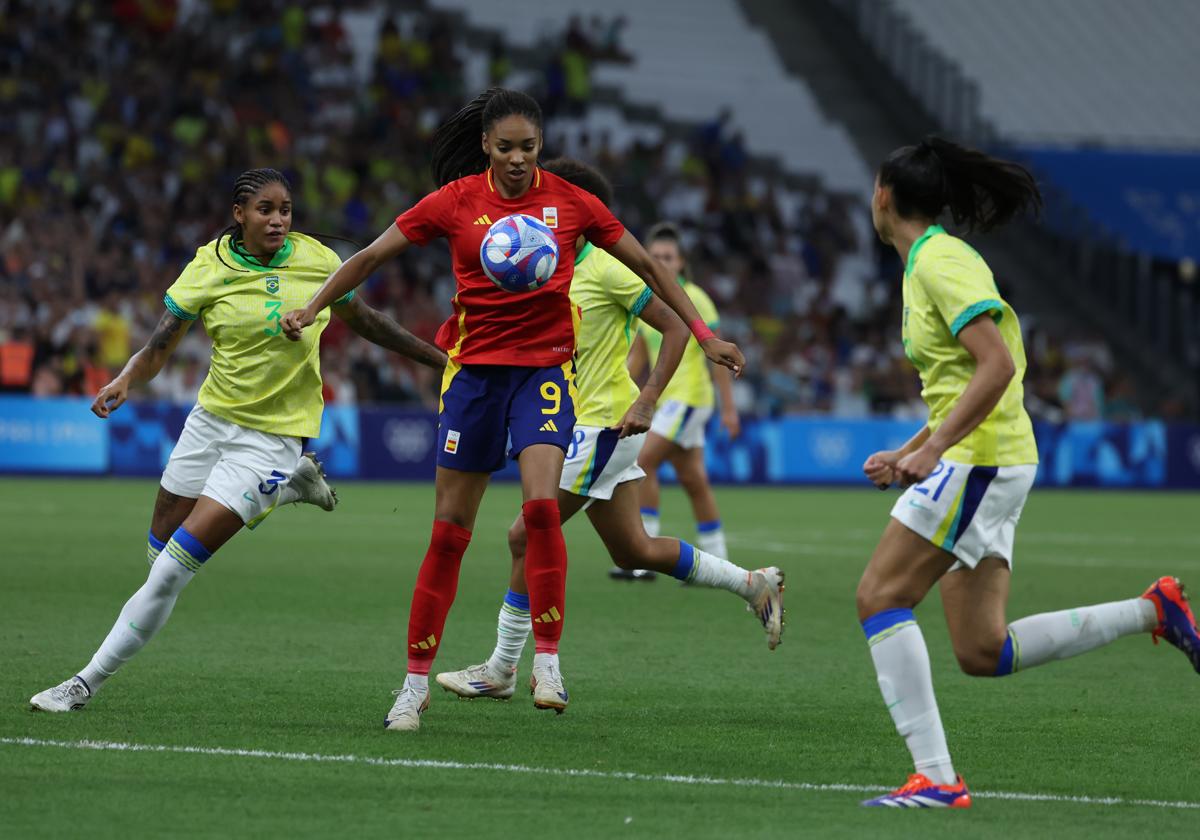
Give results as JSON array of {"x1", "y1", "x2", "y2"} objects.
[{"x1": 689, "y1": 318, "x2": 715, "y2": 343}]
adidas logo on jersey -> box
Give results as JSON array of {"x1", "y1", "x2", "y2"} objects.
[
  {"x1": 473, "y1": 214, "x2": 494, "y2": 225},
  {"x1": 540, "y1": 419, "x2": 559, "y2": 432},
  {"x1": 533, "y1": 606, "x2": 562, "y2": 624}
]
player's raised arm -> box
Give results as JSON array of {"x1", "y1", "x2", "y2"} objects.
[
  {"x1": 282, "y1": 224, "x2": 413, "y2": 340},
  {"x1": 91, "y1": 310, "x2": 192, "y2": 418},
  {"x1": 606, "y1": 231, "x2": 745, "y2": 375},
  {"x1": 613, "y1": 296, "x2": 688, "y2": 437},
  {"x1": 331, "y1": 295, "x2": 448, "y2": 370}
]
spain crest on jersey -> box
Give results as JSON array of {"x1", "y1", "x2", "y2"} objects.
[
  {"x1": 265, "y1": 276, "x2": 280, "y2": 294},
  {"x1": 542, "y1": 207, "x2": 558, "y2": 228}
]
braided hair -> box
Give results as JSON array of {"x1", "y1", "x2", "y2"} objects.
[
  {"x1": 430, "y1": 88, "x2": 544, "y2": 187},
  {"x1": 879, "y1": 135, "x2": 1042, "y2": 232},
  {"x1": 214, "y1": 168, "x2": 292, "y2": 273}
]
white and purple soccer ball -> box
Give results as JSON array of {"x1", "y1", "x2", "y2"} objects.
[{"x1": 479, "y1": 213, "x2": 560, "y2": 293}]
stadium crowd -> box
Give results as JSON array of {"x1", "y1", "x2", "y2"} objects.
[{"x1": 0, "y1": 0, "x2": 1150, "y2": 421}]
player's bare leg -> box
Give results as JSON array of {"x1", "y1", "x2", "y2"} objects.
[
  {"x1": 941, "y1": 555, "x2": 1188, "y2": 678},
  {"x1": 32, "y1": 497, "x2": 243, "y2": 712},
  {"x1": 669, "y1": 445, "x2": 728, "y2": 560}
]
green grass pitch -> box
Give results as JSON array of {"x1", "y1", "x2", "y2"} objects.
[{"x1": 1, "y1": 478, "x2": 1198, "y2": 837}]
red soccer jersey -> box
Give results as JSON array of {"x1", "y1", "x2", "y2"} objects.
[{"x1": 395, "y1": 168, "x2": 626, "y2": 366}]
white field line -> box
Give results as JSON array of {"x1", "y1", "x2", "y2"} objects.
[{"x1": 2, "y1": 736, "x2": 1198, "y2": 811}]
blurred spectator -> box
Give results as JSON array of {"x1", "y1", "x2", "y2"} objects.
[{"x1": 0, "y1": 1, "x2": 1153, "y2": 422}]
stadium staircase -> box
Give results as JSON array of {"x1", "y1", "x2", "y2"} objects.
[{"x1": 742, "y1": 0, "x2": 1196, "y2": 410}]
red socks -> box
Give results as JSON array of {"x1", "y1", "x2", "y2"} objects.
[
  {"x1": 522, "y1": 498, "x2": 567, "y2": 654},
  {"x1": 406, "y1": 519, "x2": 471, "y2": 675}
]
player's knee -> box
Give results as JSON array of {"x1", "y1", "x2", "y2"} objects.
[
  {"x1": 855, "y1": 577, "x2": 915, "y2": 622},
  {"x1": 954, "y1": 638, "x2": 1005, "y2": 677},
  {"x1": 507, "y1": 520, "x2": 528, "y2": 558}
]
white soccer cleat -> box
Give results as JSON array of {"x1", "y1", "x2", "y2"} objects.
[
  {"x1": 30, "y1": 677, "x2": 92, "y2": 713},
  {"x1": 383, "y1": 680, "x2": 429, "y2": 732},
  {"x1": 530, "y1": 657, "x2": 569, "y2": 714},
  {"x1": 436, "y1": 662, "x2": 517, "y2": 700},
  {"x1": 747, "y1": 567, "x2": 786, "y2": 650},
  {"x1": 290, "y1": 452, "x2": 337, "y2": 511}
]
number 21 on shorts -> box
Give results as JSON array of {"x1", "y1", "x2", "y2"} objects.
[{"x1": 913, "y1": 461, "x2": 955, "y2": 502}]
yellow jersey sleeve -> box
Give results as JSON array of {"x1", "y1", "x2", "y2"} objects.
[
  {"x1": 316, "y1": 242, "x2": 355, "y2": 306},
  {"x1": 602, "y1": 259, "x2": 652, "y2": 318},
  {"x1": 916, "y1": 241, "x2": 1003, "y2": 337},
  {"x1": 163, "y1": 246, "x2": 217, "y2": 320},
  {"x1": 690, "y1": 282, "x2": 720, "y2": 329}
]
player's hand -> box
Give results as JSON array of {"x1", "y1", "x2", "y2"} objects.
[
  {"x1": 613, "y1": 398, "x2": 655, "y2": 438},
  {"x1": 281, "y1": 306, "x2": 316, "y2": 341},
  {"x1": 721, "y1": 407, "x2": 741, "y2": 440},
  {"x1": 91, "y1": 376, "x2": 130, "y2": 418},
  {"x1": 895, "y1": 445, "x2": 942, "y2": 488},
  {"x1": 700, "y1": 337, "x2": 745, "y2": 376},
  {"x1": 863, "y1": 449, "x2": 899, "y2": 489}
]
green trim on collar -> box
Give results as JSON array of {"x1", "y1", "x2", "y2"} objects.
[
  {"x1": 905, "y1": 224, "x2": 945, "y2": 277},
  {"x1": 676, "y1": 274, "x2": 687, "y2": 287},
  {"x1": 575, "y1": 242, "x2": 594, "y2": 266},
  {"x1": 227, "y1": 236, "x2": 295, "y2": 271}
]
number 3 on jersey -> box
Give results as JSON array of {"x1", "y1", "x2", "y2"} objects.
[
  {"x1": 540, "y1": 381, "x2": 561, "y2": 415},
  {"x1": 264, "y1": 300, "x2": 283, "y2": 336}
]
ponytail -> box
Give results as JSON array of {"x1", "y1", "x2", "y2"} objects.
[
  {"x1": 879, "y1": 135, "x2": 1042, "y2": 232},
  {"x1": 430, "y1": 87, "x2": 543, "y2": 187}
]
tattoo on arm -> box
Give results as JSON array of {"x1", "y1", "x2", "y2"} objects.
[
  {"x1": 149, "y1": 312, "x2": 186, "y2": 352},
  {"x1": 339, "y1": 299, "x2": 446, "y2": 368}
]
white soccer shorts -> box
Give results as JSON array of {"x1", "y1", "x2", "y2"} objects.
[
  {"x1": 648, "y1": 400, "x2": 713, "y2": 450},
  {"x1": 160, "y1": 404, "x2": 302, "y2": 527},
  {"x1": 891, "y1": 459, "x2": 1038, "y2": 571},
  {"x1": 558, "y1": 425, "x2": 646, "y2": 503}
]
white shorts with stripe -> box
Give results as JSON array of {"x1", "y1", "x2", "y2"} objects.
[
  {"x1": 558, "y1": 425, "x2": 646, "y2": 503},
  {"x1": 161, "y1": 404, "x2": 302, "y2": 528},
  {"x1": 648, "y1": 400, "x2": 712, "y2": 450},
  {"x1": 890, "y1": 459, "x2": 1037, "y2": 571}
]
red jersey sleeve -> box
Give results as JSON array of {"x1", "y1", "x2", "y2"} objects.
[
  {"x1": 576, "y1": 187, "x2": 625, "y2": 249},
  {"x1": 395, "y1": 184, "x2": 458, "y2": 246}
]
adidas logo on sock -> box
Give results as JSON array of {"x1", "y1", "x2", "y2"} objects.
[
  {"x1": 473, "y1": 214, "x2": 493, "y2": 226},
  {"x1": 533, "y1": 606, "x2": 562, "y2": 624},
  {"x1": 410, "y1": 634, "x2": 438, "y2": 651},
  {"x1": 540, "y1": 419, "x2": 558, "y2": 432}
]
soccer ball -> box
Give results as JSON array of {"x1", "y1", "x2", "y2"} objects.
[{"x1": 479, "y1": 214, "x2": 560, "y2": 293}]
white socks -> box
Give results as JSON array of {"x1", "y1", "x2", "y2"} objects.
[
  {"x1": 1006, "y1": 598, "x2": 1156, "y2": 672},
  {"x1": 641, "y1": 508, "x2": 661, "y2": 539},
  {"x1": 685, "y1": 546, "x2": 755, "y2": 599},
  {"x1": 404, "y1": 674, "x2": 429, "y2": 693},
  {"x1": 696, "y1": 521, "x2": 728, "y2": 559},
  {"x1": 533, "y1": 651, "x2": 559, "y2": 672},
  {"x1": 864, "y1": 610, "x2": 956, "y2": 786},
  {"x1": 278, "y1": 485, "x2": 302, "y2": 506},
  {"x1": 78, "y1": 548, "x2": 198, "y2": 692},
  {"x1": 487, "y1": 590, "x2": 531, "y2": 674}
]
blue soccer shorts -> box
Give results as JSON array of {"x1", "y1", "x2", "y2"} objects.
[{"x1": 436, "y1": 360, "x2": 576, "y2": 473}]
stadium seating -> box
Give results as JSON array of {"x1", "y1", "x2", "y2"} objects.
[
  {"x1": 428, "y1": 0, "x2": 872, "y2": 193},
  {"x1": 885, "y1": 0, "x2": 1200, "y2": 148}
]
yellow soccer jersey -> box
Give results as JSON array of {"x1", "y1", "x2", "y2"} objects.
[
  {"x1": 641, "y1": 278, "x2": 718, "y2": 408},
  {"x1": 163, "y1": 232, "x2": 353, "y2": 439},
  {"x1": 571, "y1": 243, "x2": 653, "y2": 427},
  {"x1": 902, "y1": 225, "x2": 1038, "y2": 466}
]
